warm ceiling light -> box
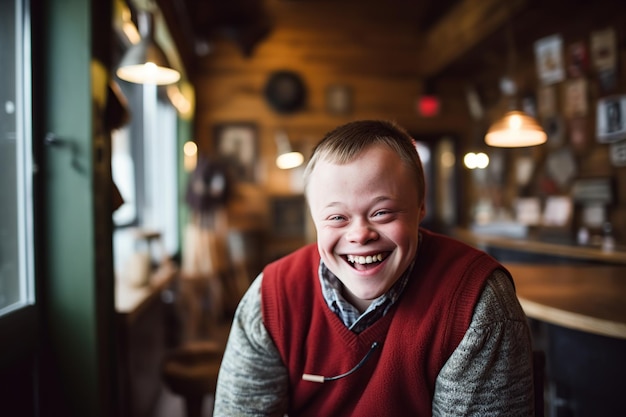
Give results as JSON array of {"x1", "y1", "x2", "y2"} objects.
[
  {"x1": 116, "y1": 11, "x2": 180, "y2": 85},
  {"x1": 485, "y1": 15, "x2": 547, "y2": 149},
  {"x1": 464, "y1": 152, "x2": 490, "y2": 169},
  {"x1": 485, "y1": 110, "x2": 547, "y2": 148},
  {"x1": 275, "y1": 130, "x2": 304, "y2": 169},
  {"x1": 276, "y1": 151, "x2": 304, "y2": 170}
]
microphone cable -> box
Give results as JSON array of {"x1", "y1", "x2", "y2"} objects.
[{"x1": 302, "y1": 341, "x2": 380, "y2": 383}]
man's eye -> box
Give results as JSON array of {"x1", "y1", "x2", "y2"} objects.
[
  {"x1": 329, "y1": 215, "x2": 345, "y2": 221},
  {"x1": 373, "y1": 210, "x2": 390, "y2": 217}
]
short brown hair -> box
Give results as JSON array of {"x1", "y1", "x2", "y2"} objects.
[{"x1": 304, "y1": 120, "x2": 425, "y2": 204}]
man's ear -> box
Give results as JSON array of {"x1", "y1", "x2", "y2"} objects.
[{"x1": 418, "y1": 203, "x2": 426, "y2": 222}]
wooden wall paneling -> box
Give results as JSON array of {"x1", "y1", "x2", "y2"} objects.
[{"x1": 190, "y1": 0, "x2": 474, "y2": 254}]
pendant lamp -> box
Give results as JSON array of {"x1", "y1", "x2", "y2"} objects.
[
  {"x1": 485, "y1": 20, "x2": 546, "y2": 148},
  {"x1": 275, "y1": 130, "x2": 304, "y2": 170},
  {"x1": 116, "y1": 11, "x2": 181, "y2": 85},
  {"x1": 485, "y1": 110, "x2": 547, "y2": 147}
]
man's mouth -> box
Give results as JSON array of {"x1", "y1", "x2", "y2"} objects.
[{"x1": 346, "y1": 253, "x2": 387, "y2": 270}]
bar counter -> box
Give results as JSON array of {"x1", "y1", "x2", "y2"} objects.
[
  {"x1": 452, "y1": 228, "x2": 626, "y2": 415},
  {"x1": 454, "y1": 228, "x2": 626, "y2": 265},
  {"x1": 505, "y1": 263, "x2": 626, "y2": 340}
]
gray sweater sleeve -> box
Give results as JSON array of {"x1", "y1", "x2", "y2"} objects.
[
  {"x1": 214, "y1": 270, "x2": 534, "y2": 416},
  {"x1": 213, "y1": 274, "x2": 289, "y2": 417},
  {"x1": 433, "y1": 269, "x2": 535, "y2": 416}
]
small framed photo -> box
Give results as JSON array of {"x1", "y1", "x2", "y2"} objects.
[
  {"x1": 569, "y1": 117, "x2": 588, "y2": 151},
  {"x1": 610, "y1": 140, "x2": 626, "y2": 167},
  {"x1": 596, "y1": 96, "x2": 626, "y2": 143},
  {"x1": 545, "y1": 147, "x2": 577, "y2": 189},
  {"x1": 542, "y1": 196, "x2": 572, "y2": 228},
  {"x1": 213, "y1": 122, "x2": 258, "y2": 182},
  {"x1": 515, "y1": 197, "x2": 541, "y2": 226},
  {"x1": 534, "y1": 34, "x2": 565, "y2": 85},
  {"x1": 325, "y1": 84, "x2": 352, "y2": 115},
  {"x1": 562, "y1": 78, "x2": 587, "y2": 117},
  {"x1": 567, "y1": 41, "x2": 588, "y2": 78},
  {"x1": 591, "y1": 27, "x2": 617, "y2": 72}
]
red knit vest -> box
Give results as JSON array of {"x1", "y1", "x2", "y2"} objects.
[{"x1": 262, "y1": 228, "x2": 507, "y2": 417}]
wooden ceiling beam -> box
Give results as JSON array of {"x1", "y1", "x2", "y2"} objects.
[{"x1": 416, "y1": 0, "x2": 529, "y2": 77}]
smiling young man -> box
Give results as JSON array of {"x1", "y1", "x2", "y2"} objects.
[{"x1": 214, "y1": 120, "x2": 534, "y2": 416}]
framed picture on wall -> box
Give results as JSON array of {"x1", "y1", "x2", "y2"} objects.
[
  {"x1": 325, "y1": 84, "x2": 352, "y2": 115},
  {"x1": 596, "y1": 96, "x2": 626, "y2": 143},
  {"x1": 534, "y1": 34, "x2": 565, "y2": 85},
  {"x1": 213, "y1": 122, "x2": 258, "y2": 182},
  {"x1": 562, "y1": 78, "x2": 587, "y2": 117}
]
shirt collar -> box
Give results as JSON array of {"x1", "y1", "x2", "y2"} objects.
[{"x1": 319, "y1": 253, "x2": 416, "y2": 333}]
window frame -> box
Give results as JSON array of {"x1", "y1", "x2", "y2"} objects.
[{"x1": 0, "y1": 0, "x2": 38, "y2": 368}]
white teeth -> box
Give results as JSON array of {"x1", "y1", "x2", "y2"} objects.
[{"x1": 347, "y1": 253, "x2": 384, "y2": 264}]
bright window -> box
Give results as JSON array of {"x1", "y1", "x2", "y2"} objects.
[
  {"x1": 112, "y1": 81, "x2": 179, "y2": 275},
  {"x1": 0, "y1": 0, "x2": 34, "y2": 317}
]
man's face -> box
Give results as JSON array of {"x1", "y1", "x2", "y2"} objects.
[{"x1": 307, "y1": 144, "x2": 425, "y2": 311}]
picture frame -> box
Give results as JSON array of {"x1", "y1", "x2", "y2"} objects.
[
  {"x1": 591, "y1": 27, "x2": 617, "y2": 72},
  {"x1": 545, "y1": 147, "x2": 577, "y2": 189},
  {"x1": 542, "y1": 195, "x2": 572, "y2": 228},
  {"x1": 534, "y1": 34, "x2": 565, "y2": 85},
  {"x1": 515, "y1": 197, "x2": 542, "y2": 226},
  {"x1": 325, "y1": 84, "x2": 352, "y2": 115},
  {"x1": 213, "y1": 122, "x2": 258, "y2": 182},
  {"x1": 562, "y1": 78, "x2": 587, "y2": 117},
  {"x1": 567, "y1": 41, "x2": 588, "y2": 78},
  {"x1": 596, "y1": 96, "x2": 626, "y2": 143},
  {"x1": 610, "y1": 140, "x2": 626, "y2": 167},
  {"x1": 568, "y1": 117, "x2": 588, "y2": 151}
]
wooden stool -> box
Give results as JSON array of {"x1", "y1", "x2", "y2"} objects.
[{"x1": 161, "y1": 341, "x2": 224, "y2": 417}]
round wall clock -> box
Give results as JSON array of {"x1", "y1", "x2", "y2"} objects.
[{"x1": 263, "y1": 70, "x2": 307, "y2": 114}]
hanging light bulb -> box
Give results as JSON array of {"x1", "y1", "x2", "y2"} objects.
[
  {"x1": 275, "y1": 130, "x2": 304, "y2": 170},
  {"x1": 464, "y1": 152, "x2": 490, "y2": 169},
  {"x1": 485, "y1": 18, "x2": 546, "y2": 148},
  {"x1": 116, "y1": 11, "x2": 180, "y2": 85},
  {"x1": 485, "y1": 110, "x2": 547, "y2": 147}
]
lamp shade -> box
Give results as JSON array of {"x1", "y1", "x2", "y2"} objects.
[
  {"x1": 485, "y1": 110, "x2": 547, "y2": 147},
  {"x1": 116, "y1": 12, "x2": 180, "y2": 85},
  {"x1": 275, "y1": 130, "x2": 304, "y2": 169}
]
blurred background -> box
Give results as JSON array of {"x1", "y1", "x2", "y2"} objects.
[{"x1": 2, "y1": 0, "x2": 626, "y2": 416}]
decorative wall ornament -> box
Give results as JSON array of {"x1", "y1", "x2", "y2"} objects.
[
  {"x1": 596, "y1": 95, "x2": 626, "y2": 143},
  {"x1": 562, "y1": 78, "x2": 588, "y2": 117},
  {"x1": 610, "y1": 140, "x2": 626, "y2": 167},
  {"x1": 591, "y1": 27, "x2": 617, "y2": 72},
  {"x1": 263, "y1": 70, "x2": 307, "y2": 114},
  {"x1": 534, "y1": 34, "x2": 565, "y2": 85},
  {"x1": 545, "y1": 147, "x2": 577, "y2": 189},
  {"x1": 591, "y1": 27, "x2": 618, "y2": 92},
  {"x1": 325, "y1": 84, "x2": 352, "y2": 115},
  {"x1": 213, "y1": 123, "x2": 258, "y2": 182},
  {"x1": 567, "y1": 41, "x2": 588, "y2": 78},
  {"x1": 568, "y1": 117, "x2": 588, "y2": 151},
  {"x1": 542, "y1": 195, "x2": 572, "y2": 227}
]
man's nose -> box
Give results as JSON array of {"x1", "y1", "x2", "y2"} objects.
[{"x1": 346, "y1": 219, "x2": 378, "y2": 244}]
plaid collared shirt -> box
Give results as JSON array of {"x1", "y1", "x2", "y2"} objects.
[{"x1": 318, "y1": 257, "x2": 415, "y2": 334}]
